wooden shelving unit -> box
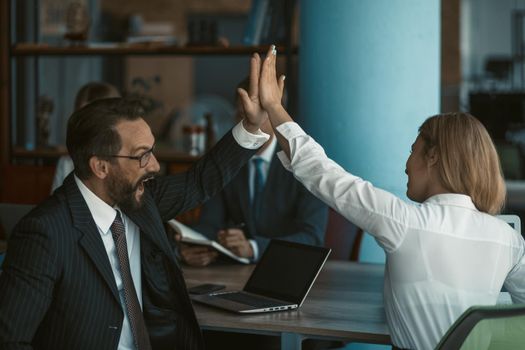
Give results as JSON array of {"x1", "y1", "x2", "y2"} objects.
[
  {"x1": 0, "y1": 0, "x2": 298, "y2": 204},
  {"x1": 11, "y1": 44, "x2": 296, "y2": 57}
]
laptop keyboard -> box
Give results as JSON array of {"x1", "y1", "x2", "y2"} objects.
[{"x1": 215, "y1": 292, "x2": 288, "y2": 308}]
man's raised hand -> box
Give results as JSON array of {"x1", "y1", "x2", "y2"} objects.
[{"x1": 237, "y1": 53, "x2": 267, "y2": 133}]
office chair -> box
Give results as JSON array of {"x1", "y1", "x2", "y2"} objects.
[
  {"x1": 435, "y1": 304, "x2": 525, "y2": 350},
  {"x1": 324, "y1": 208, "x2": 364, "y2": 261},
  {"x1": 494, "y1": 141, "x2": 523, "y2": 180}
]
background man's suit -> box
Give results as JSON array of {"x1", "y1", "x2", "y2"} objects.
[
  {"x1": 0, "y1": 132, "x2": 255, "y2": 350},
  {"x1": 193, "y1": 148, "x2": 328, "y2": 255}
]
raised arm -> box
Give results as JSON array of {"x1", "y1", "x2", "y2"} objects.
[
  {"x1": 239, "y1": 45, "x2": 411, "y2": 253},
  {"x1": 152, "y1": 53, "x2": 274, "y2": 221}
]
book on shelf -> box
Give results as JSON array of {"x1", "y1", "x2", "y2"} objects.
[
  {"x1": 260, "y1": 0, "x2": 286, "y2": 45},
  {"x1": 243, "y1": 0, "x2": 270, "y2": 45},
  {"x1": 126, "y1": 35, "x2": 177, "y2": 45},
  {"x1": 167, "y1": 219, "x2": 250, "y2": 264},
  {"x1": 244, "y1": 0, "x2": 292, "y2": 46}
]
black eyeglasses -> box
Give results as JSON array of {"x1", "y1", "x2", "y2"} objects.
[{"x1": 105, "y1": 145, "x2": 155, "y2": 168}]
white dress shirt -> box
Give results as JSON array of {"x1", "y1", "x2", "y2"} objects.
[
  {"x1": 74, "y1": 122, "x2": 268, "y2": 350},
  {"x1": 75, "y1": 176, "x2": 141, "y2": 350},
  {"x1": 275, "y1": 122, "x2": 525, "y2": 350},
  {"x1": 232, "y1": 120, "x2": 270, "y2": 149}
]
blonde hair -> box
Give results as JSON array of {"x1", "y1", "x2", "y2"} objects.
[
  {"x1": 418, "y1": 112, "x2": 506, "y2": 214},
  {"x1": 74, "y1": 82, "x2": 120, "y2": 111}
]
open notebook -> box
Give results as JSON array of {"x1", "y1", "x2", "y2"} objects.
[{"x1": 167, "y1": 219, "x2": 250, "y2": 264}]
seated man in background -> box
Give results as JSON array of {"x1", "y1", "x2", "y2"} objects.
[
  {"x1": 51, "y1": 81, "x2": 120, "y2": 191},
  {"x1": 179, "y1": 81, "x2": 328, "y2": 267}
]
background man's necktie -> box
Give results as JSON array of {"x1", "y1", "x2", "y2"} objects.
[
  {"x1": 252, "y1": 157, "x2": 265, "y2": 220},
  {"x1": 111, "y1": 211, "x2": 152, "y2": 350}
]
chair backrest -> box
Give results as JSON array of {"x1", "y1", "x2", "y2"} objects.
[
  {"x1": 0, "y1": 203, "x2": 35, "y2": 239},
  {"x1": 497, "y1": 214, "x2": 521, "y2": 235},
  {"x1": 435, "y1": 304, "x2": 525, "y2": 350},
  {"x1": 324, "y1": 208, "x2": 363, "y2": 261},
  {"x1": 495, "y1": 141, "x2": 524, "y2": 180}
]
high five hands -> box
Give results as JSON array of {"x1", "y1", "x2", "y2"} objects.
[
  {"x1": 237, "y1": 45, "x2": 290, "y2": 131},
  {"x1": 238, "y1": 45, "x2": 295, "y2": 156}
]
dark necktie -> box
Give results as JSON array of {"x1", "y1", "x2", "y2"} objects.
[
  {"x1": 111, "y1": 211, "x2": 152, "y2": 350},
  {"x1": 252, "y1": 157, "x2": 265, "y2": 220}
]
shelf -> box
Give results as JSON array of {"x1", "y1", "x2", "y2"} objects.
[
  {"x1": 11, "y1": 44, "x2": 297, "y2": 56},
  {"x1": 13, "y1": 146, "x2": 67, "y2": 159},
  {"x1": 12, "y1": 146, "x2": 199, "y2": 164}
]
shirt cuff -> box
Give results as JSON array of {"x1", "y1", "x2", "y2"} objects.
[
  {"x1": 276, "y1": 121, "x2": 306, "y2": 139},
  {"x1": 249, "y1": 239, "x2": 259, "y2": 262},
  {"x1": 276, "y1": 122, "x2": 306, "y2": 170},
  {"x1": 232, "y1": 121, "x2": 270, "y2": 149}
]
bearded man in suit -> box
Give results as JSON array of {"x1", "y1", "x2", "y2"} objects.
[{"x1": 0, "y1": 89, "x2": 270, "y2": 349}]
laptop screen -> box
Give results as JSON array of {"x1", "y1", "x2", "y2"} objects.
[{"x1": 243, "y1": 240, "x2": 330, "y2": 304}]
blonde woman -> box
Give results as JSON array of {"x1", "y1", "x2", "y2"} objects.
[{"x1": 237, "y1": 46, "x2": 525, "y2": 350}]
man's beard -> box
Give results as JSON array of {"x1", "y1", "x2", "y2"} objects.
[{"x1": 106, "y1": 171, "x2": 155, "y2": 212}]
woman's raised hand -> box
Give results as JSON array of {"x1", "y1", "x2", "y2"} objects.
[{"x1": 259, "y1": 45, "x2": 286, "y2": 112}]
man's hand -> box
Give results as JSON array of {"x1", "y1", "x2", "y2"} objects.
[
  {"x1": 179, "y1": 243, "x2": 219, "y2": 267},
  {"x1": 217, "y1": 228, "x2": 254, "y2": 258},
  {"x1": 237, "y1": 53, "x2": 269, "y2": 133}
]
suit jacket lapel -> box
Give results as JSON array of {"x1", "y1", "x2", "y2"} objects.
[{"x1": 64, "y1": 174, "x2": 120, "y2": 304}]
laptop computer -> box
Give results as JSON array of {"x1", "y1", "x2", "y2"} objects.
[{"x1": 191, "y1": 240, "x2": 331, "y2": 313}]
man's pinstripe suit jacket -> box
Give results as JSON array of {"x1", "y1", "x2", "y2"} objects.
[{"x1": 0, "y1": 131, "x2": 255, "y2": 350}]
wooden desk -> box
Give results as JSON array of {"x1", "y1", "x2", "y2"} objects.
[{"x1": 183, "y1": 261, "x2": 391, "y2": 349}]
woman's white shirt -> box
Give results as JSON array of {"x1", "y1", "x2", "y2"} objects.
[{"x1": 275, "y1": 121, "x2": 525, "y2": 350}]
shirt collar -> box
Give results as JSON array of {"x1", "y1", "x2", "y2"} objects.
[
  {"x1": 423, "y1": 193, "x2": 477, "y2": 210},
  {"x1": 74, "y1": 175, "x2": 119, "y2": 235},
  {"x1": 255, "y1": 137, "x2": 277, "y2": 163}
]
